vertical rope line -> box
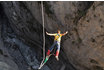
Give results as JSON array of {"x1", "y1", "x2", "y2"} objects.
[
  {"x1": 38, "y1": 1, "x2": 45, "y2": 69},
  {"x1": 42, "y1": 1, "x2": 45, "y2": 60}
]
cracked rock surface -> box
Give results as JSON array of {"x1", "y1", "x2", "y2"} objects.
[{"x1": 0, "y1": 1, "x2": 104, "y2": 70}]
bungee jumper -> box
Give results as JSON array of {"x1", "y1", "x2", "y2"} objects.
[
  {"x1": 46, "y1": 30, "x2": 68, "y2": 61},
  {"x1": 38, "y1": 30, "x2": 68, "y2": 69}
]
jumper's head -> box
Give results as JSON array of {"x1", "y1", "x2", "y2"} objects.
[{"x1": 58, "y1": 30, "x2": 61, "y2": 34}]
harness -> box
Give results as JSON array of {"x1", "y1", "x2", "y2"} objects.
[{"x1": 55, "y1": 34, "x2": 60, "y2": 41}]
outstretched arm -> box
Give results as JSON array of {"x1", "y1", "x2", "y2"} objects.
[
  {"x1": 61, "y1": 31, "x2": 68, "y2": 36},
  {"x1": 46, "y1": 32, "x2": 56, "y2": 36}
]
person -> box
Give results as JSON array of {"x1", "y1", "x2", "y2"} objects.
[{"x1": 46, "y1": 30, "x2": 68, "y2": 61}]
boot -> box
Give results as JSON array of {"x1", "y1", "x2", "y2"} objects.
[{"x1": 47, "y1": 50, "x2": 50, "y2": 55}]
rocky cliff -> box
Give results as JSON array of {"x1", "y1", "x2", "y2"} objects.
[{"x1": 0, "y1": 1, "x2": 104, "y2": 70}]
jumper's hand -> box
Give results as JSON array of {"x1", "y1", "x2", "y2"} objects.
[
  {"x1": 46, "y1": 32, "x2": 49, "y2": 35},
  {"x1": 66, "y1": 31, "x2": 68, "y2": 34},
  {"x1": 62, "y1": 31, "x2": 68, "y2": 36}
]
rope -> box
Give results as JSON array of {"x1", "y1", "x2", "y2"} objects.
[{"x1": 38, "y1": 1, "x2": 45, "y2": 69}]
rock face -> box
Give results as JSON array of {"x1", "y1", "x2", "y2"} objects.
[
  {"x1": 1, "y1": 1, "x2": 104, "y2": 70},
  {"x1": 0, "y1": 8, "x2": 19, "y2": 70},
  {"x1": 76, "y1": 2, "x2": 104, "y2": 70}
]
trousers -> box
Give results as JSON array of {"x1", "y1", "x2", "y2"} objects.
[{"x1": 47, "y1": 41, "x2": 60, "y2": 56}]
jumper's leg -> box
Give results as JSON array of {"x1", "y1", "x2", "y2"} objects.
[
  {"x1": 47, "y1": 41, "x2": 56, "y2": 55},
  {"x1": 55, "y1": 42, "x2": 60, "y2": 61},
  {"x1": 39, "y1": 42, "x2": 57, "y2": 69},
  {"x1": 38, "y1": 54, "x2": 52, "y2": 69}
]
